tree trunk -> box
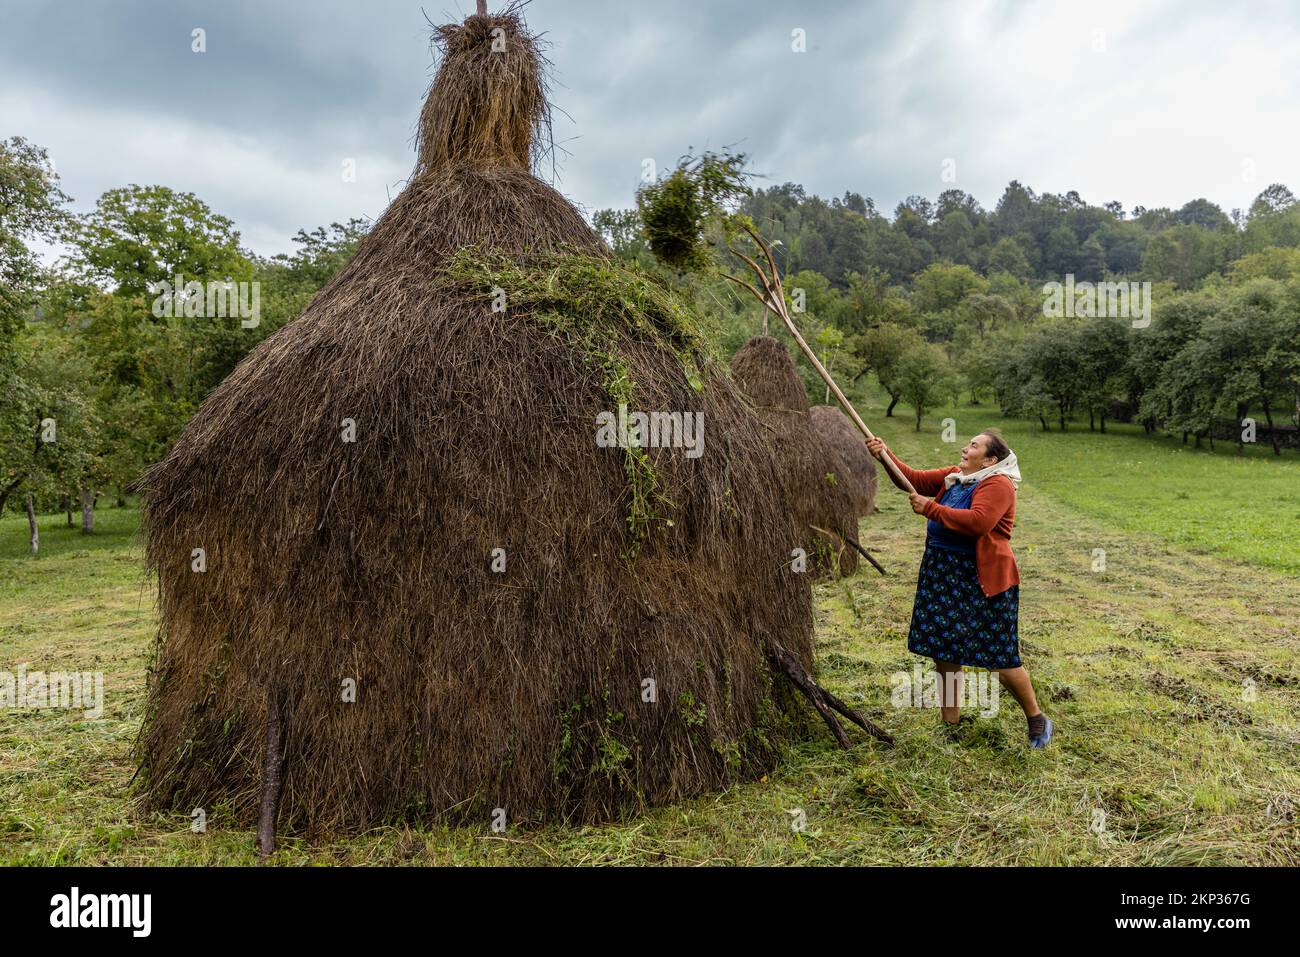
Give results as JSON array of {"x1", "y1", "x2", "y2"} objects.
[
  {"x1": 886, "y1": 393, "x2": 900, "y2": 417},
  {"x1": 1263, "y1": 403, "x2": 1281, "y2": 456},
  {"x1": 1039, "y1": 414, "x2": 1048, "y2": 431},
  {"x1": 914, "y1": 407, "x2": 923, "y2": 431},
  {"x1": 64, "y1": 495, "x2": 73, "y2": 527},
  {"x1": 0, "y1": 477, "x2": 22, "y2": 517},
  {"x1": 1089, "y1": 411, "x2": 1095, "y2": 432},
  {"x1": 1058, "y1": 405, "x2": 1066, "y2": 431},
  {"x1": 1100, "y1": 413, "x2": 1107, "y2": 434},
  {"x1": 80, "y1": 488, "x2": 94, "y2": 534},
  {"x1": 25, "y1": 495, "x2": 38, "y2": 555}
]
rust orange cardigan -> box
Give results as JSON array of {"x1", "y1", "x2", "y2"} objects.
[{"x1": 885, "y1": 451, "x2": 1020, "y2": 597}]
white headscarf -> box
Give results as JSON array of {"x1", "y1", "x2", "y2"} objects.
[{"x1": 943, "y1": 449, "x2": 1022, "y2": 490}]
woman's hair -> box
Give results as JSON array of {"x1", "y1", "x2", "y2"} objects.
[{"x1": 979, "y1": 428, "x2": 1010, "y2": 463}]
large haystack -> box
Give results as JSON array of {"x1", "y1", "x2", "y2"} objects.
[
  {"x1": 810, "y1": 405, "x2": 878, "y2": 515},
  {"x1": 135, "y1": 8, "x2": 820, "y2": 836},
  {"x1": 730, "y1": 336, "x2": 861, "y2": 576}
]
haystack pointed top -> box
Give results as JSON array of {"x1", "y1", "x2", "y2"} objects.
[{"x1": 415, "y1": 3, "x2": 551, "y2": 175}]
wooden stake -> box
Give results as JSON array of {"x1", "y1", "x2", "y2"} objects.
[
  {"x1": 257, "y1": 690, "x2": 286, "y2": 857},
  {"x1": 768, "y1": 639, "x2": 893, "y2": 746},
  {"x1": 726, "y1": 225, "x2": 918, "y2": 496}
]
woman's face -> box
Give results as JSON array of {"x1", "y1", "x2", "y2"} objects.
[{"x1": 959, "y1": 434, "x2": 998, "y2": 474}]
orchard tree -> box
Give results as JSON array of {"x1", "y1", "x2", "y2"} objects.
[
  {"x1": 852, "y1": 323, "x2": 926, "y2": 416},
  {"x1": 896, "y1": 342, "x2": 958, "y2": 431},
  {"x1": 0, "y1": 137, "x2": 71, "y2": 355},
  {"x1": 1075, "y1": 315, "x2": 1129, "y2": 431}
]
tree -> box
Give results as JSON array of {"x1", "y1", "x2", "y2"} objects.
[
  {"x1": 75, "y1": 185, "x2": 252, "y2": 299},
  {"x1": 0, "y1": 329, "x2": 103, "y2": 537},
  {"x1": 912, "y1": 261, "x2": 986, "y2": 314},
  {"x1": 1129, "y1": 292, "x2": 1213, "y2": 434},
  {"x1": 1, "y1": 137, "x2": 71, "y2": 363},
  {"x1": 1005, "y1": 322, "x2": 1086, "y2": 431},
  {"x1": 1075, "y1": 315, "x2": 1129, "y2": 431},
  {"x1": 1248, "y1": 183, "x2": 1296, "y2": 219},
  {"x1": 987, "y1": 237, "x2": 1032, "y2": 279},
  {"x1": 852, "y1": 323, "x2": 926, "y2": 417},
  {"x1": 593, "y1": 208, "x2": 648, "y2": 263},
  {"x1": 1042, "y1": 225, "x2": 1080, "y2": 278},
  {"x1": 957, "y1": 292, "x2": 1014, "y2": 341},
  {"x1": 1141, "y1": 225, "x2": 1224, "y2": 289},
  {"x1": 1175, "y1": 198, "x2": 1233, "y2": 232},
  {"x1": 897, "y1": 342, "x2": 958, "y2": 431}
]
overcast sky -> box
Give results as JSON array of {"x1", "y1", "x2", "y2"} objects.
[{"x1": 4, "y1": 0, "x2": 1297, "y2": 257}]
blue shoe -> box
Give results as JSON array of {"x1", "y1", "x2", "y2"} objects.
[{"x1": 1029, "y1": 716, "x2": 1053, "y2": 749}]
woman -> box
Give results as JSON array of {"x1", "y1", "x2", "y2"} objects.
[{"x1": 865, "y1": 430, "x2": 1052, "y2": 748}]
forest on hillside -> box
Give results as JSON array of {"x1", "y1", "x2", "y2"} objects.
[{"x1": 598, "y1": 160, "x2": 1300, "y2": 444}]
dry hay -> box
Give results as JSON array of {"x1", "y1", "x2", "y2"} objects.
[
  {"x1": 729, "y1": 336, "x2": 862, "y2": 576},
  {"x1": 810, "y1": 405, "x2": 878, "y2": 515},
  {"x1": 135, "y1": 7, "x2": 815, "y2": 835}
]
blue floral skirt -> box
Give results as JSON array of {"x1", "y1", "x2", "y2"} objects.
[{"x1": 907, "y1": 544, "x2": 1021, "y2": 668}]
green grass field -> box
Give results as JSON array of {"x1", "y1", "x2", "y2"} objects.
[{"x1": 1, "y1": 397, "x2": 1297, "y2": 866}]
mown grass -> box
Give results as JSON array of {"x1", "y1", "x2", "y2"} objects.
[{"x1": 0, "y1": 402, "x2": 1297, "y2": 865}]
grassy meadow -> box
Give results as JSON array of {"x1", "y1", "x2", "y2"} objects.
[{"x1": 1, "y1": 393, "x2": 1297, "y2": 866}]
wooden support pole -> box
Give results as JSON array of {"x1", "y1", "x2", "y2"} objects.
[
  {"x1": 257, "y1": 690, "x2": 286, "y2": 857},
  {"x1": 768, "y1": 639, "x2": 894, "y2": 746}
]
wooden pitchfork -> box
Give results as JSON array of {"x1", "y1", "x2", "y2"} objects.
[{"x1": 724, "y1": 223, "x2": 918, "y2": 497}]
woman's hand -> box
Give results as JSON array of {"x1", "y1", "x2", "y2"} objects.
[
  {"x1": 865, "y1": 437, "x2": 887, "y2": 459},
  {"x1": 909, "y1": 492, "x2": 929, "y2": 515}
]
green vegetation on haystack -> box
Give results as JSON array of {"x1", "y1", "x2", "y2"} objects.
[
  {"x1": 445, "y1": 247, "x2": 715, "y2": 362},
  {"x1": 443, "y1": 247, "x2": 718, "y2": 545},
  {"x1": 3, "y1": 392, "x2": 1295, "y2": 865}
]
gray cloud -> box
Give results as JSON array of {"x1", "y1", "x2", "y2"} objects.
[{"x1": 3, "y1": 0, "x2": 1296, "y2": 256}]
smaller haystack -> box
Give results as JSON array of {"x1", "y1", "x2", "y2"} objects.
[
  {"x1": 810, "y1": 405, "x2": 878, "y2": 515},
  {"x1": 731, "y1": 335, "x2": 861, "y2": 576}
]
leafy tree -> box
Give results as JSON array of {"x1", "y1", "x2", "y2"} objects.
[
  {"x1": 1074, "y1": 315, "x2": 1129, "y2": 431},
  {"x1": 912, "y1": 262, "x2": 986, "y2": 313},
  {"x1": 987, "y1": 237, "x2": 1032, "y2": 279},
  {"x1": 1141, "y1": 225, "x2": 1224, "y2": 289},
  {"x1": 75, "y1": 185, "x2": 253, "y2": 298},
  {"x1": 0, "y1": 137, "x2": 71, "y2": 362},
  {"x1": 896, "y1": 342, "x2": 958, "y2": 431},
  {"x1": 852, "y1": 323, "x2": 926, "y2": 417},
  {"x1": 593, "y1": 208, "x2": 648, "y2": 263}
]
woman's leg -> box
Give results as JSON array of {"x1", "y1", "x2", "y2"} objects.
[
  {"x1": 935, "y1": 660, "x2": 963, "y2": 723},
  {"x1": 996, "y1": 666, "x2": 1041, "y2": 718}
]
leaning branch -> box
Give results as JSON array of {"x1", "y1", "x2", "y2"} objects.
[{"x1": 767, "y1": 639, "x2": 894, "y2": 746}]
